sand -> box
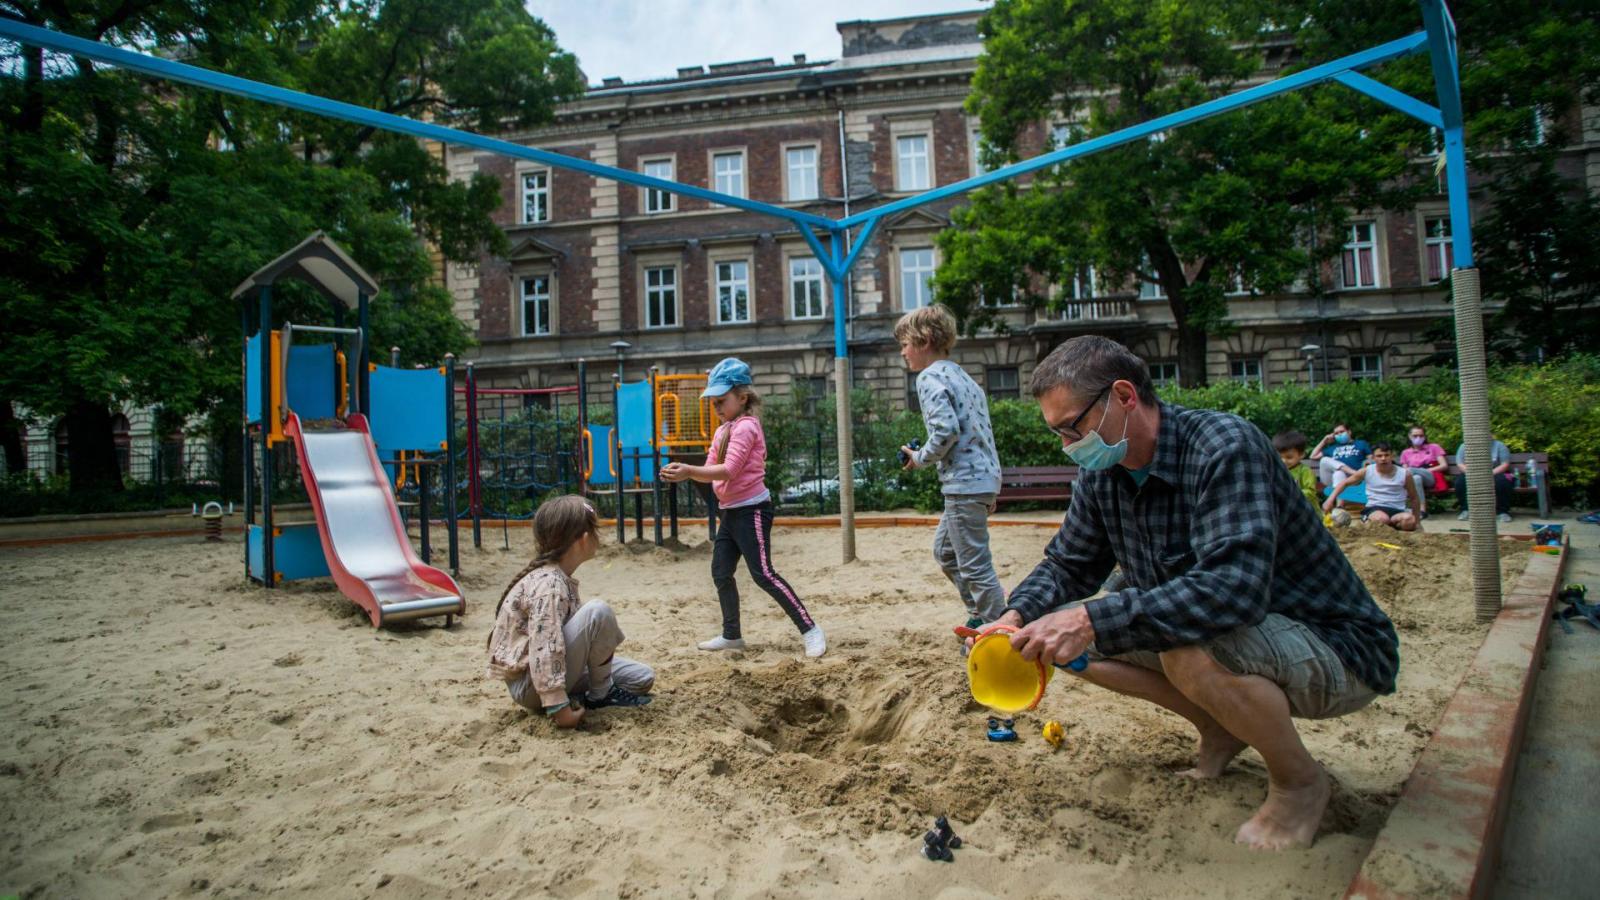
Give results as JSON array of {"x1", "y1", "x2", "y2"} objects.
[{"x1": 0, "y1": 519, "x2": 1527, "y2": 899}]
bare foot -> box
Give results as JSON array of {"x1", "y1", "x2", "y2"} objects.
[
  {"x1": 1233, "y1": 767, "x2": 1331, "y2": 850},
  {"x1": 1178, "y1": 727, "x2": 1247, "y2": 779}
]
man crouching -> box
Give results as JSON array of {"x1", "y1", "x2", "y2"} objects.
[{"x1": 998, "y1": 336, "x2": 1398, "y2": 850}]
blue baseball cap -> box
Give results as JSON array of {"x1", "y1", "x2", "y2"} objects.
[{"x1": 701, "y1": 357, "x2": 753, "y2": 398}]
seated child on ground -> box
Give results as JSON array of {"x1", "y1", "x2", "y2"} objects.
[
  {"x1": 1273, "y1": 430, "x2": 1320, "y2": 510},
  {"x1": 486, "y1": 496, "x2": 653, "y2": 728},
  {"x1": 1323, "y1": 442, "x2": 1421, "y2": 532}
]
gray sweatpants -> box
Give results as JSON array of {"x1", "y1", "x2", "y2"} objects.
[
  {"x1": 933, "y1": 492, "x2": 1006, "y2": 622},
  {"x1": 508, "y1": 601, "x2": 655, "y2": 711}
]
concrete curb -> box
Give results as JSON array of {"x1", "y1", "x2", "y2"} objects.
[{"x1": 1346, "y1": 541, "x2": 1570, "y2": 899}]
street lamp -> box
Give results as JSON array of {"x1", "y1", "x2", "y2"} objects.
[
  {"x1": 1300, "y1": 344, "x2": 1320, "y2": 387},
  {"x1": 609, "y1": 339, "x2": 631, "y2": 383}
]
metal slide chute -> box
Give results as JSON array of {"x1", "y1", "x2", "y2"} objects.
[{"x1": 284, "y1": 411, "x2": 464, "y2": 626}]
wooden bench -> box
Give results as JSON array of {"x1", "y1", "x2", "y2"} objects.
[
  {"x1": 996, "y1": 465, "x2": 1079, "y2": 506},
  {"x1": 1439, "y1": 452, "x2": 1552, "y2": 517}
]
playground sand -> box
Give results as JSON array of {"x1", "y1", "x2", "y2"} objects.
[{"x1": 0, "y1": 522, "x2": 1526, "y2": 898}]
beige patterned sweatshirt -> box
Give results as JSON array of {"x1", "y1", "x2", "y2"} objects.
[{"x1": 485, "y1": 565, "x2": 582, "y2": 707}]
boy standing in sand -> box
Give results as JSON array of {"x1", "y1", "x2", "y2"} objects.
[{"x1": 895, "y1": 305, "x2": 1006, "y2": 631}]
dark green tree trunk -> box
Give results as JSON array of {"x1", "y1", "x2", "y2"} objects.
[
  {"x1": 64, "y1": 399, "x2": 123, "y2": 497},
  {"x1": 0, "y1": 400, "x2": 25, "y2": 474}
]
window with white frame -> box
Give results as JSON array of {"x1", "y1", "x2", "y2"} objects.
[
  {"x1": 789, "y1": 257, "x2": 825, "y2": 319},
  {"x1": 1149, "y1": 362, "x2": 1180, "y2": 387},
  {"x1": 981, "y1": 284, "x2": 1018, "y2": 307},
  {"x1": 644, "y1": 265, "x2": 677, "y2": 329},
  {"x1": 896, "y1": 134, "x2": 930, "y2": 191},
  {"x1": 1531, "y1": 105, "x2": 1547, "y2": 145},
  {"x1": 1050, "y1": 123, "x2": 1074, "y2": 149},
  {"x1": 899, "y1": 247, "x2": 936, "y2": 310},
  {"x1": 1225, "y1": 269, "x2": 1249, "y2": 296},
  {"x1": 1229, "y1": 357, "x2": 1263, "y2": 386},
  {"x1": 1349, "y1": 352, "x2": 1383, "y2": 382},
  {"x1": 642, "y1": 158, "x2": 674, "y2": 214},
  {"x1": 1340, "y1": 221, "x2": 1379, "y2": 289},
  {"x1": 714, "y1": 260, "x2": 751, "y2": 324},
  {"x1": 970, "y1": 129, "x2": 989, "y2": 176},
  {"x1": 1424, "y1": 216, "x2": 1452, "y2": 282},
  {"x1": 712, "y1": 151, "x2": 745, "y2": 199},
  {"x1": 521, "y1": 170, "x2": 549, "y2": 224},
  {"x1": 521, "y1": 274, "x2": 552, "y2": 336},
  {"x1": 785, "y1": 146, "x2": 818, "y2": 201},
  {"x1": 1070, "y1": 265, "x2": 1097, "y2": 300},
  {"x1": 986, "y1": 366, "x2": 1020, "y2": 399}
]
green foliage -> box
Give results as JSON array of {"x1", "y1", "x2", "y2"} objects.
[
  {"x1": 938, "y1": 0, "x2": 1423, "y2": 384},
  {"x1": 1412, "y1": 356, "x2": 1600, "y2": 500},
  {"x1": 1157, "y1": 375, "x2": 1456, "y2": 447}
]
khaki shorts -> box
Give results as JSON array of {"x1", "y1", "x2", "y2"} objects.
[{"x1": 1087, "y1": 612, "x2": 1377, "y2": 720}]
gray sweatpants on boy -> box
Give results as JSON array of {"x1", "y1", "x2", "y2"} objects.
[
  {"x1": 507, "y1": 601, "x2": 655, "y2": 711},
  {"x1": 934, "y1": 493, "x2": 1006, "y2": 622}
]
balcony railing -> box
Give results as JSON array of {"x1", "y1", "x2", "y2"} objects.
[{"x1": 1052, "y1": 298, "x2": 1137, "y2": 323}]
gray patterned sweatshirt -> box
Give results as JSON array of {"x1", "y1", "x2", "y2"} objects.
[{"x1": 912, "y1": 359, "x2": 1002, "y2": 495}]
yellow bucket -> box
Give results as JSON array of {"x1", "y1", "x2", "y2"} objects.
[{"x1": 956, "y1": 624, "x2": 1053, "y2": 714}]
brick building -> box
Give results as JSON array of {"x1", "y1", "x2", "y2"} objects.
[{"x1": 442, "y1": 10, "x2": 1597, "y2": 404}]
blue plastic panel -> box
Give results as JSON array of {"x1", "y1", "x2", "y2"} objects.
[
  {"x1": 369, "y1": 364, "x2": 446, "y2": 452},
  {"x1": 616, "y1": 380, "x2": 654, "y2": 447},
  {"x1": 248, "y1": 522, "x2": 331, "y2": 582},
  {"x1": 245, "y1": 333, "x2": 336, "y2": 424},
  {"x1": 583, "y1": 423, "x2": 656, "y2": 485}
]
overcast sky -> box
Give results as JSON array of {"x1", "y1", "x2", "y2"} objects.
[{"x1": 530, "y1": 1, "x2": 989, "y2": 85}]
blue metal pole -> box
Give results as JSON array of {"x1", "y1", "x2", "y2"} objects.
[{"x1": 827, "y1": 229, "x2": 855, "y2": 561}]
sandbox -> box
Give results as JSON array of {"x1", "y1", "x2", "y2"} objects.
[{"x1": 0, "y1": 523, "x2": 1529, "y2": 898}]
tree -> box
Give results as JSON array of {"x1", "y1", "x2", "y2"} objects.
[
  {"x1": 936, "y1": 0, "x2": 1424, "y2": 386},
  {"x1": 0, "y1": 0, "x2": 581, "y2": 495},
  {"x1": 1285, "y1": 0, "x2": 1600, "y2": 366}
]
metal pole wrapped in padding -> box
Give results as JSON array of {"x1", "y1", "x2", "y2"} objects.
[{"x1": 1449, "y1": 267, "x2": 1502, "y2": 622}]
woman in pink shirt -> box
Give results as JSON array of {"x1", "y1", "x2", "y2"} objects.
[
  {"x1": 662, "y1": 358, "x2": 827, "y2": 658},
  {"x1": 1399, "y1": 425, "x2": 1449, "y2": 493}
]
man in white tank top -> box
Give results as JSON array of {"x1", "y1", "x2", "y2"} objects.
[{"x1": 1323, "y1": 443, "x2": 1421, "y2": 531}]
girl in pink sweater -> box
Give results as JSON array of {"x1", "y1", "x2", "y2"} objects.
[{"x1": 661, "y1": 358, "x2": 826, "y2": 658}]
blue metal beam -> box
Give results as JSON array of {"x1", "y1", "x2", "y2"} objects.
[
  {"x1": 837, "y1": 30, "x2": 1431, "y2": 228},
  {"x1": 0, "y1": 18, "x2": 835, "y2": 232},
  {"x1": 1419, "y1": 0, "x2": 1471, "y2": 267},
  {"x1": 1331, "y1": 71, "x2": 1443, "y2": 129}
]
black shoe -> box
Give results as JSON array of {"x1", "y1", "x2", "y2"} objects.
[{"x1": 586, "y1": 684, "x2": 652, "y2": 709}]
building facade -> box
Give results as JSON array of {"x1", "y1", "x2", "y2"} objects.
[{"x1": 442, "y1": 11, "x2": 1596, "y2": 405}]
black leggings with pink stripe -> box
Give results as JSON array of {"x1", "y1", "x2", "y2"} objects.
[{"x1": 711, "y1": 500, "x2": 814, "y2": 639}]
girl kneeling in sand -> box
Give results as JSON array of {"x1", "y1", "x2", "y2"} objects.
[
  {"x1": 661, "y1": 357, "x2": 826, "y2": 658},
  {"x1": 486, "y1": 496, "x2": 654, "y2": 727}
]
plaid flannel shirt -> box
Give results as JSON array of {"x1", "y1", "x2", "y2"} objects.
[{"x1": 1007, "y1": 402, "x2": 1399, "y2": 695}]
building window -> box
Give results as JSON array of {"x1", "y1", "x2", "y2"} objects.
[
  {"x1": 521, "y1": 275, "x2": 552, "y2": 336},
  {"x1": 986, "y1": 366, "x2": 1020, "y2": 400},
  {"x1": 712, "y1": 151, "x2": 745, "y2": 199},
  {"x1": 981, "y1": 285, "x2": 1018, "y2": 307},
  {"x1": 1424, "y1": 216, "x2": 1452, "y2": 283},
  {"x1": 785, "y1": 146, "x2": 818, "y2": 201},
  {"x1": 53, "y1": 419, "x2": 68, "y2": 475},
  {"x1": 111, "y1": 413, "x2": 131, "y2": 475},
  {"x1": 789, "y1": 257, "x2": 826, "y2": 320},
  {"x1": 794, "y1": 375, "x2": 827, "y2": 415},
  {"x1": 1071, "y1": 266, "x2": 1097, "y2": 300},
  {"x1": 1349, "y1": 352, "x2": 1383, "y2": 382},
  {"x1": 970, "y1": 129, "x2": 989, "y2": 176},
  {"x1": 644, "y1": 266, "x2": 677, "y2": 329},
  {"x1": 1229, "y1": 358, "x2": 1263, "y2": 387},
  {"x1": 714, "y1": 260, "x2": 751, "y2": 324},
  {"x1": 1340, "y1": 221, "x2": 1379, "y2": 289},
  {"x1": 1138, "y1": 253, "x2": 1165, "y2": 299},
  {"x1": 896, "y1": 134, "x2": 930, "y2": 191},
  {"x1": 899, "y1": 247, "x2": 936, "y2": 310},
  {"x1": 521, "y1": 170, "x2": 549, "y2": 224},
  {"x1": 1149, "y1": 362, "x2": 1180, "y2": 387},
  {"x1": 642, "y1": 158, "x2": 674, "y2": 214},
  {"x1": 1225, "y1": 269, "x2": 1249, "y2": 296}
]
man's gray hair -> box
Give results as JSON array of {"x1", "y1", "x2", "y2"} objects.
[{"x1": 1028, "y1": 336, "x2": 1158, "y2": 405}]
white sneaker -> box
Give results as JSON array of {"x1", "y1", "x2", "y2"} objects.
[
  {"x1": 1457, "y1": 511, "x2": 1470, "y2": 521},
  {"x1": 697, "y1": 636, "x2": 746, "y2": 651},
  {"x1": 1498, "y1": 512, "x2": 1513, "y2": 524},
  {"x1": 801, "y1": 626, "x2": 827, "y2": 658}
]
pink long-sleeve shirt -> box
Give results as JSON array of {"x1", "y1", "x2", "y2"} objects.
[{"x1": 706, "y1": 416, "x2": 769, "y2": 507}]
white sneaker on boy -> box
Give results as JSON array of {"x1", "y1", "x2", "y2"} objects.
[
  {"x1": 802, "y1": 626, "x2": 827, "y2": 658},
  {"x1": 697, "y1": 636, "x2": 746, "y2": 651}
]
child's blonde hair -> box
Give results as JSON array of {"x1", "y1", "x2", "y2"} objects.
[
  {"x1": 713, "y1": 385, "x2": 762, "y2": 463},
  {"x1": 487, "y1": 496, "x2": 599, "y2": 645},
  {"x1": 893, "y1": 304, "x2": 958, "y2": 355}
]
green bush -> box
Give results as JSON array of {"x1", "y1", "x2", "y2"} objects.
[
  {"x1": 1157, "y1": 374, "x2": 1458, "y2": 447},
  {"x1": 1412, "y1": 355, "x2": 1600, "y2": 501}
]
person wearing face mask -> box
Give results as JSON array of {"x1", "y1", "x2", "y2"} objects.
[
  {"x1": 1398, "y1": 425, "x2": 1448, "y2": 515},
  {"x1": 993, "y1": 336, "x2": 1398, "y2": 852},
  {"x1": 1308, "y1": 423, "x2": 1370, "y2": 493}
]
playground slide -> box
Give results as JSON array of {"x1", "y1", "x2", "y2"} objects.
[{"x1": 284, "y1": 411, "x2": 464, "y2": 627}]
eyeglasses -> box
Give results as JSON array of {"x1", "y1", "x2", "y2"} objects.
[{"x1": 1047, "y1": 386, "x2": 1108, "y2": 443}]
